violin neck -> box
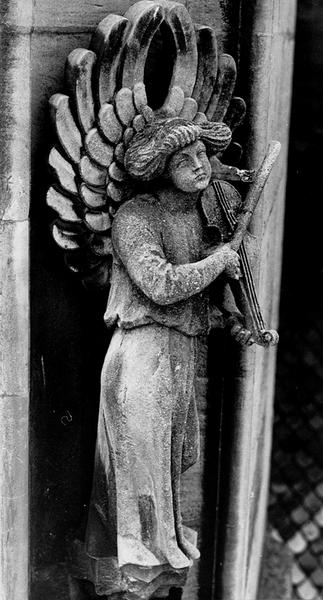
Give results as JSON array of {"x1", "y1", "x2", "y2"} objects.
[{"x1": 212, "y1": 181, "x2": 269, "y2": 346}]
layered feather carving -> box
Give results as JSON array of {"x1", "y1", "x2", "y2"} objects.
[{"x1": 48, "y1": 0, "x2": 246, "y2": 279}]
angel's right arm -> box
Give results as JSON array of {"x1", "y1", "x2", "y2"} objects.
[{"x1": 112, "y1": 201, "x2": 233, "y2": 306}]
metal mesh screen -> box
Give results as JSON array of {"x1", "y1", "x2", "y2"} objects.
[{"x1": 269, "y1": 319, "x2": 323, "y2": 600}]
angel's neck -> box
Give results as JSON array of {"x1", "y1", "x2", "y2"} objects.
[{"x1": 156, "y1": 186, "x2": 199, "y2": 213}]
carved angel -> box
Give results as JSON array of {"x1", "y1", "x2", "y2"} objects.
[{"x1": 47, "y1": 2, "x2": 279, "y2": 598}]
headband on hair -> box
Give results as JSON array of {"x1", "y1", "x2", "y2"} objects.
[{"x1": 124, "y1": 117, "x2": 232, "y2": 181}]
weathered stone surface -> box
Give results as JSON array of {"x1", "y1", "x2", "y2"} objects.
[
  {"x1": 66, "y1": 49, "x2": 96, "y2": 135},
  {"x1": 50, "y1": 94, "x2": 83, "y2": 164},
  {"x1": 33, "y1": 0, "x2": 133, "y2": 31},
  {"x1": 181, "y1": 374, "x2": 208, "y2": 600},
  {"x1": 99, "y1": 103, "x2": 124, "y2": 143},
  {"x1": 30, "y1": 32, "x2": 91, "y2": 156},
  {"x1": 0, "y1": 394, "x2": 29, "y2": 600},
  {"x1": 0, "y1": 31, "x2": 31, "y2": 222},
  {"x1": 47, "y1": 187, "x2": 82, "y2": 224},
  {"x1": 0, "y1": 221, "x2": 29, "y2": 600},
  {"x1": 0, "y1": 0, "x2": 33, "y2": 30},
  {"x1": 0, "y1": 222, "x2": 29, "y2": 397},
  {"x1": 30, "y1": 0, "x2": 222, "y2": 33},
  {"x1": 0, "y1": 7, "x2": 31, "y2": 599},
  {"x1": 49, "y1": 148, "x2": 78, "y2": 196},
  {"x1": 218, "y1": 2, "x2": 297, "y2": 600}
]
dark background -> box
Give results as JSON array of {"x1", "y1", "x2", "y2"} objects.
[
  {"x1": 278, "y1": 0, "x2": 323, "y2": 341},
  {"x1": 269, "y1": 1, "x2": 323, "y2": 597}
]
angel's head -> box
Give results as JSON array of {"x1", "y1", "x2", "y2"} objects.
[{"x1": 124, "y1": 117, "x2": 232, "y2": 193}]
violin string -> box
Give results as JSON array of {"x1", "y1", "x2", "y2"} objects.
[
  {"x1": 239, "y1": 244, "x2": 266, "y2": 329},
  {"x1": 212, "y1": 181, "x2": 260, "y2": 328},
  {"x1": 213, "y1": 183, "x2": 263, "y2": 326},
  {"x1": 217, "y1": 187, "x2": 265, "y2": 329},
  {"x1": 212, "y1": 182, "x2": 265, "y2": 331},
  {"x1": 221, "y1": 204, "x2": 266, "y2": 330}
]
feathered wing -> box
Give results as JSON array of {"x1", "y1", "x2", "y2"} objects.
[
  {"x1": 48, "y1": 75, "x2": 154, "y2": 282},
  {"x1": 47, "y1": 1, "x2": 245, "y2": 284}
]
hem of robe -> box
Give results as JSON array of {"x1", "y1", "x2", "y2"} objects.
[{"x1": 69, "y1": 527, "x2": 198, "y2": 598}]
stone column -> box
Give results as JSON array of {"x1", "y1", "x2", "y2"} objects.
[
  {"x1": 218, "y1": 3, "x2": 297, "y2": 599},
  {"x1": 0, "y1": 1, "x2": 32, "y2": 599}
]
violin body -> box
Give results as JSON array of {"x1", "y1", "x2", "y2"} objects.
[{"x1": 201, "y1": 180, "x2": 279, "y2": 347}]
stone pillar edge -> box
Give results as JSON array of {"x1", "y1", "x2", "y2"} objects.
[
  {"x1": 218, "y1": 2, "x2": 297, "y2": 599},
  {"x1": 0, "y1": 2, "x2": 32, "y2": 598}
]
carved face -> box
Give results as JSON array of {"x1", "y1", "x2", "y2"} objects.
[{"x1": 166, "y1": 141, "x2": 212, "y2": 193}]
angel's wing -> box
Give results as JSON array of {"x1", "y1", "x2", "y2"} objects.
[
  {"x1": 47, "y1": 46, "x2": 156, "y2": 282},
  {"x1": 47, "y1": 1, "x2": 246, "y2": 282}
]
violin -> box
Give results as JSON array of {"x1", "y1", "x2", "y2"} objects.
[{"x1": 204, "y1": 142, "x2": 280, "y2": 347}]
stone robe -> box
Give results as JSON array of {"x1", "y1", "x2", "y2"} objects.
[{"x1": 72, "y1": 183, "x2": 242, "y2": 599}]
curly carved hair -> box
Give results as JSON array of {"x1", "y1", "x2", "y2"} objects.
[{"x1": 124, "y1": 117, "x2": 232, "y2": 181}]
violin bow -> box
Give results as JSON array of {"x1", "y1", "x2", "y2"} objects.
[{"x1": 213, "y1": 141, "x2": 281, "y2": 347}]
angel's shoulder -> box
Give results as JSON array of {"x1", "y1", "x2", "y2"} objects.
[{"x1": 112, "y1": 194, "x2": 160, "y2": 231}]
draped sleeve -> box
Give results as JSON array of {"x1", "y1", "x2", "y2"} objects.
[{"x1": 112, "y1": 197, "x2": 232, "y2": 307}]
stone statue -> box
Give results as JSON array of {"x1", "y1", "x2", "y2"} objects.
[{"x1": 47, "y1": 2, "x2": 279, "y2": 598}]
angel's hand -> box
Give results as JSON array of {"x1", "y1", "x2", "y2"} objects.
[
  {"x1": 227, "y1": 316, "x2": 254, "y2": 345},
  {"x1": 236, "y1": 168, "x2": 256, "y2": 183},
  {"x1": 228, "y1": 319, "x2": 255, "y2": 346},
  {"x1": 223, "y1": 247, "x2": 241, "y2": 280},
  {"x1": 203, "y1": 244, "x2": 241, "y2": 279},
  {"x1": 210, "y1": 157, "x2": 256, "y2": 183}
]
